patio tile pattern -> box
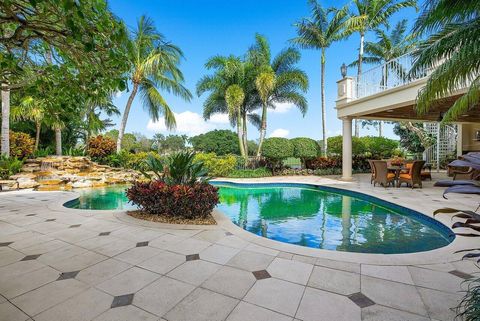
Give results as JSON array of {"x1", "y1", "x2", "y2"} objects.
[{"x1": 0, "y1": 173, "x2": 477, "y2": 320}]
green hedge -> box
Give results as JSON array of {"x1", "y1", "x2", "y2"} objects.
[
  {"x1": 193, "y1": 152, "x2": 236, "y2": 177},
  {"x1": 327, "y1": 135, "x2": 399, "y2": 158},
  {"x1": 262, "y1": 137, "x2": 294, "y2": 160},
  {"x1": 291, "y1": 137, "x2": 320, "y2": 163}
]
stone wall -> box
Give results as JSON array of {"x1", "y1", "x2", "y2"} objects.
[{"x1": 9, "y1": 156, "x2": 140, "y2": 190}]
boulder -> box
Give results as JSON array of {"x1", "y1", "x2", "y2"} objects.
[{"x1": 72, "y1": 180, "x2": 93, "y2": 188}]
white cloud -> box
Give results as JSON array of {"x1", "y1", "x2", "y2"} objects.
[
  {"x1": 115, "y1": 91, "x2": 123, "y2": 98},
  {"x1": 271, "y1": 102, "x2": 294, "y2": 114},
  {"x1": 269, "y1": 128, "x2": 290, "y2": 138},
  {"x1": 146, "y1": 111, "x2": 230, "y2": 136}
]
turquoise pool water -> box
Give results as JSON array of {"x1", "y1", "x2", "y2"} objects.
[{"x1": 64, "y1": 182, "x2": 453, "y2": 254}]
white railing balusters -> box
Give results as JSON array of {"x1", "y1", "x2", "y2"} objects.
[{"x1": 353, "y1": 52, "x2": 430, "y2": 99}]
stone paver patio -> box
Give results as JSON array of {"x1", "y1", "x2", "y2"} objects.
[{"x1": 0, "y1": 173, "x2": 478, "y2": 321}]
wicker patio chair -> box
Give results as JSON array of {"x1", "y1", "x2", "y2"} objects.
[
  {"x1": 398, "y1": 160, "x2": 425, "y2": 188},
  {"x1": 367, "y1": 159, "x2": 376, "y2": 184},
  {"x1": 372, "y1": 160, "x2": 395, "y2": 187}
]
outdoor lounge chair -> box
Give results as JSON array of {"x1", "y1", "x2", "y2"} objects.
[
  {"x1": 372, "y1": 160, "x2": 395, "y2": 187},
  {"x1": 398, "y1": 160, "x2": 425, "y2": 188}
]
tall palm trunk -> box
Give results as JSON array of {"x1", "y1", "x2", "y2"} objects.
[
  {"x1": 34, "y1": 122, "x2": 41, "y2": 151},
  {"x1": 55, "y1": 127, "x2": 62, "y2": 156},
  {"x1": 378, "y1": 121, "x2": 383, "y2": 137},
  {"x1": 256, "y1": 103, "x2": 267, "y2": 156},
  {"x1": 117, "y1": 83, "x2": 139, "y2": 153},
  {"x1": 236, "y1": 109, "x2": 246, "y2": 158},
  {"x1": 354, "y1": 32, "x2": 365, "y2": 137},
  {"x1": 321, "y1": 49, "x2": 327, "y2": 156},
  {"x1": 242, "y1": 112, "x2": 248, "y2": 157},
  {"x1": 1, "y1": 83, "x2": 10, "y2": 157}
]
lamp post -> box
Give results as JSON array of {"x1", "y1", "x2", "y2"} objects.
[{"x1": 341, "y1": 63, "x2": 347, "y2": 78}]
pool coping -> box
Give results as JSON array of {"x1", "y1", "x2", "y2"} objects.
[{"x1": 49, "y1": 178, "x2": 476, "y2": 265}]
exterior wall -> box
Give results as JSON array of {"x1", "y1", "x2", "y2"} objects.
[{"x1": 462, "y1": 123, "x2": 480, "y2": 152}]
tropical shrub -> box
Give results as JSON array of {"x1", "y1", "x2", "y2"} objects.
[
  {"x1": 33, "y1": 146, "x2": 55, "y2": 157},
  {"x1": 87, "y1": 135, "x2": 116, "y2": 159},
  {"x1": 362, "y1": 136, "x2": 398, "y2": 158},
  {"x1": 0, "y1": 156, "x2": 23, "y2": 179},
  {"x1": 227, "y1": 167, "x2": 272, "y2": 178},
  {"x1": 291, "y1": 137, "x2": 320, "y2": 162},
  {"x1": 139, "y1": 151, "x2": 209, "y2": 185},
  {"x1": 305, "y1": 156, "x2": 342, "y2": 170},
  {"x1": 305, "y1": 155, "x2": 370, "y2": 173},
  {"x1": 8, "y1": 131, "x2": 35, "y2": 159},
  {"x1": 194, "y1": 153, "x2": 236, "y2": 177},
  {"x1": 327, "y1": 135, "x2": 398, "y2": 158},
  {"x1": 262, "y1": 137, "x2": 294, "y2": 172},
  {"x1": 105, "y1": 150, "x2": 132, "y2": 168},
  {"x1": 327, "y1": 135, "x2": 367, "y2": 156},
  {"x1": 456, "y1": 276, "x2": 480, "y2": 321},
  {"x1": 190, "y1": 130, "x2": 240, "y2": 155},
  {"x1": 126, "y1": 181, "x2": 219, "y2": 219},
  {"x1": 127, "y1": 151, "x2": 219, "y2": 219},
  {"x1": 63, "y1": 147, "x2": 85, "y2": 156}
]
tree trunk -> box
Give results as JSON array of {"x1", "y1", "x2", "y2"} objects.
[
  {"x1": 237, "y1": 109, "x2": 246, "y2": 158},
  {"x1": 321, "y1": 49, "x2": 327, "y2": 156},
  {"x1": 1, "y1": 83, "x2": 10, "y2": 157},
  {"x1": 55, "y1": 127, "x2": 62, "y2": 156},
  {"x1": 34, "y1": 122, "x2": 41, "y2": 151},
  {"x1": 378, "y1": 121, "x2": 383, "y2": 137},
  {"x1": 242, "y1": 112, "x2": 248, "y2": 158},
  {"x1": 256, "y1": 103, "x2": 267, "y2": 156},
  {"x1": 117, "y1": 83, "x2": 138, "y2": 153},
  {"x1": 354, "y1": 33, "x2": 365, "y2": 138}
]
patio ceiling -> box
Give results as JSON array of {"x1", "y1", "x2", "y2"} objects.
[{"x1": 361, "y1": 94, "x2": 480, "y2": 123}]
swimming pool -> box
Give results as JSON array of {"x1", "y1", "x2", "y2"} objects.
[{"x1": 64, "y1": 182, "x2": 454, "y2": 254}]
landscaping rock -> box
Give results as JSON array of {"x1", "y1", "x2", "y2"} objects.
[{"x1": 10, "y1": 156, "x2": 140, "y2": 190}]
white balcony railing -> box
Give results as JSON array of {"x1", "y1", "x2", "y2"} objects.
[{"x1": 353, "y1": 52, "x2": 431, "y2": 99}]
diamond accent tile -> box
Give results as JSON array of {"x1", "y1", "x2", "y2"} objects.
[
  {"x1": 99, "y1": 232, "x2": 111, "y2": 236},
  {"x1": 225, "y1": 232, "x2": 234, "y2": 236},
  {"x1": 449, "y1": 270, "x2": 474, "y2": 280},
  {"x1": 348, "y1": 292, "x2": 375, "y2": 308},
  {"x1": 111, "y1": 293, "x2": 134, "y2": 308},
  {"x1": 252, "y1": 270, "x2": 271, "y2": 280},
  {"x1": 136, "y1": 241, "x2": 149, "y2": 247},
  {"x1": 186, "y1": 254, "x2": 200, "y2": 261},
  {"x1": 57, "y1": 271, "x2": 80, "y2": 280},
  {"x1": 69, "y1": 224, "x2": 81, "y2": 228},
  {"x1": 45, "y1": 219, "x2": 56, "y2": 222},
  {"x1": 0, "y1": 242, "x2": 13, "y2": 247},
  {"x1": 21, "y1": 254, "x2": 42, "y2": 261}
]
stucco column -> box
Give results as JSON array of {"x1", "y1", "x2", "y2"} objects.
[
  {"x1": 341, "y1": 117, "x2": 353, "y2": 180},
  {"x1": 457, "y1": 124, "x2": 463, "y2": 157}
]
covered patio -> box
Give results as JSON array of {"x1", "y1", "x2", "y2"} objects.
[{"x1": 335, "y1": 56, "x2": 479, "y2": 181}]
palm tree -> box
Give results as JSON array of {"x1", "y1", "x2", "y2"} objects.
[
  {"x1": 197, "y1": 55, "x2": 258, "y2": 160},
  {"x1": 11, "y1": 96, "x2": 45, "y2": 151},
  {"x1": 225, "y1": 84, "x2": 247, "y2": 157},
  {"x1": 349, "y1": 19, "x2": 418, "y2": 136},
  {"x1": 349, "y1": 0, "x2": 417, "y2": 136},
  {"x1": 292, "y1": 2, "x2": 351, "y2": 155},
  {"x1": 248, "y1": 34, "x2": 308, "y2": 156},
  {"x1": 116, "y1": 16, "x2": 192, "y2": 153},
  {"x1": 410, "y1": 1, "x2": 480, "y2": 122}
]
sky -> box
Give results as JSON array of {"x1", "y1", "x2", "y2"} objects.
[{"x1": 108, "y1": 0, "x2": 418, "y2": 141}]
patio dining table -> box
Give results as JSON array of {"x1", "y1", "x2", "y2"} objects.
[{"x1": 387, "y1": 165, "x2": 406, "y2": 187}]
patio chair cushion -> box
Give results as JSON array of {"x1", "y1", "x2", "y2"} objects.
[
  {"x1": 399, "y1": 173, "x2": 411, "y2": 179},
  {"x1": 387, "y1": 173, "x2": 396, "y2": 179}
]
